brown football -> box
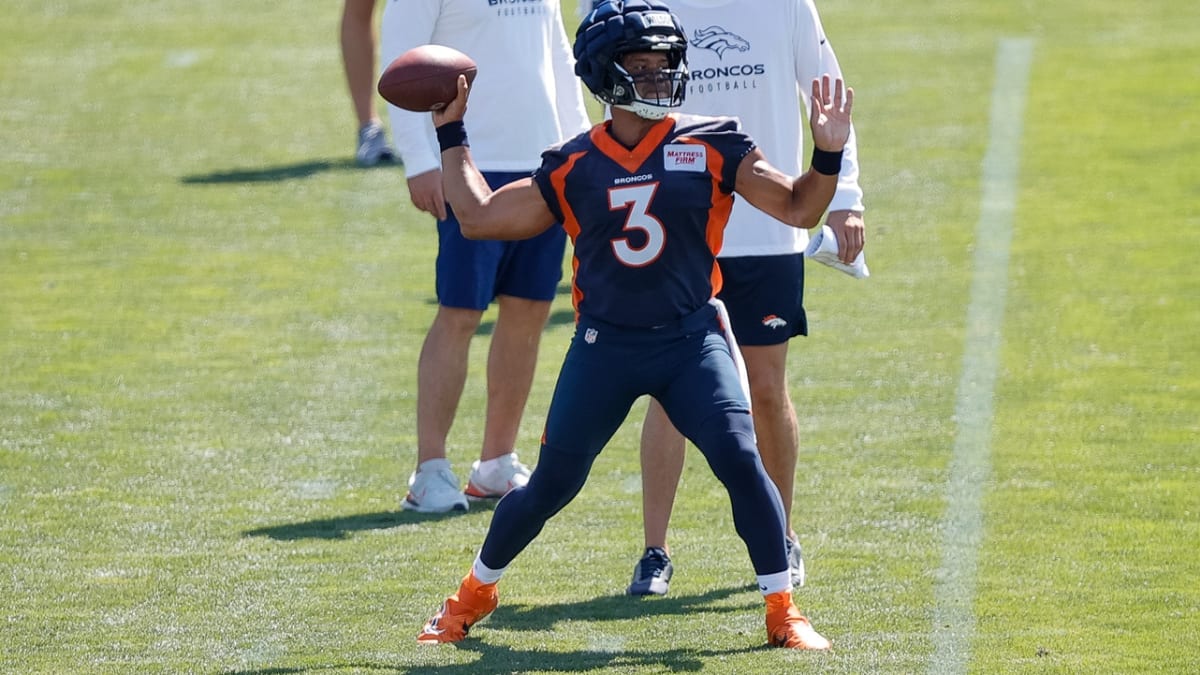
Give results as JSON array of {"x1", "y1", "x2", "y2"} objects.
[{"x1": 377, "y1": 44, "x2": 477, "y2": 112}]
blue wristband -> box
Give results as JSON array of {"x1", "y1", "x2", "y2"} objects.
[
  {"x1": 811, "y1": 147, "x2": 843, "y2": 176},
  {"x1": 436, "y1": 121, "x2": 469, "y2": 152}
]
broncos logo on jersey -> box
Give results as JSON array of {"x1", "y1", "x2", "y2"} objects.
[
  {"x1": 690, "y1": 26, "x2": 751, "y2": 59},
  {"x1": 761, "y1": 315, "x2": 788, "y2": 329}
]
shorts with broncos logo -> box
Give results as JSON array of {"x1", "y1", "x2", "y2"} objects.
[{"x1": 717, "y1": 253, "x2": 808, "y2": 346}]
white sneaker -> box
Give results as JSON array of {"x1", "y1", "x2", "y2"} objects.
[
  {"x1": 786, "y1": 537, "x2": 806, "y2": 587},
  {"x1": 464, "y1": 452, "x2": 531, "y2": 499},
  {"x1": 402, "y1": 461, "x2": 468, "y2": 513}
]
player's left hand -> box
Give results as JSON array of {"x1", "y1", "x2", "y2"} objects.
[
  {"x1": 809, "y1": 75, "x2": 853, "y2": 153},
  {"x1": 432, "y1": 74, "x2": 471, "y2": 126},
  {"x1": 826, "y1": 209, "x2": 865, "y2": 265}
]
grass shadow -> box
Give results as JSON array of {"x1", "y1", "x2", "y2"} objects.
[
  {"x1": 224, "y1": 637, "x2": 758, "y2": 675},
  {"x1": 489, "y1": 585, "x2": 760, "y2": 633},
  {"x1": 215, "y1": 579, "x2": 769, "y2": 674},
  {"x1": 242, "y1": 501, "x2": 498, "y2": 541},
  {"x1": 409, "y1": 641, "x2": 763, "y2": 674},
  {"x1": 180, "y1": 157, "x2": 396, "y2": 184},
  {"x1": 222, "y1": 666, "x2": 397, "y2": 675}
]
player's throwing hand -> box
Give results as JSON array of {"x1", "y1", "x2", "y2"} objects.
[{"x1": 433, "y1": 74, "x2": 472, "y2": 127}]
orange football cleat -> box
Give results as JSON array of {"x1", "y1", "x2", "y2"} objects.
[
  {"x1": 764, "y1": 591, "x2": 832, "y2": 650},
  {"x1": 417, "y1": 573, "x2": 499, "y2": 644}
]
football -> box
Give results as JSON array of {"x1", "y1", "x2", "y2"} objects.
[{"x1": 377, "y1": 44, "x2": 477, "y2": 112}]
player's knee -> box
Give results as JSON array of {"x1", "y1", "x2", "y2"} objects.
[
  {"x1": 521, "y1": 450, "x2": 592, "y2": 515},
  {"x1": 695, "y1": 411, "x2": 760, "y2": 478}
]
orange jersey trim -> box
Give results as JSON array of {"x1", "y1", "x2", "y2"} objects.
[
  {"x1": 548, "y1": 150, "x2": 589, "y2": 321},
  {"x1": 677, "y1": 135, "x2": 734, "y2": 297},
  {"x1": 589, "y1": 115, "x2": 678, "y2": 174}
]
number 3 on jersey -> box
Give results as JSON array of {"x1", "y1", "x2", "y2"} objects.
[{"x1": 608, "y1": 183, "x2": 665, "y2": 267}]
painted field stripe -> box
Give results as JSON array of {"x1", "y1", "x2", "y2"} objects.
[{"x1": 930, "y1": 37, "x2": 1034, "y2": 675}]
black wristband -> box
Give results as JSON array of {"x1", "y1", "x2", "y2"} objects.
[
  {"x1": 811, "y1": 147, "x2": 843, "y2": 176},
  {"x1": 436, "y1": 120, "x2": 469, "y2": 152}
]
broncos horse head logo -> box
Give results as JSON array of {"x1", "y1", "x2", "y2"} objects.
[{"x1": 690, "y1": 26, "x2": 751, "y2": 59}]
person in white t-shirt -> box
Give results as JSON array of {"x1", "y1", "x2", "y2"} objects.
[
  {"x1": 382, "y1": 0, "x2": 591, "y2": 513},
  {"x1": 612, "y1": 0, "x2": 868, "y2": 596}
]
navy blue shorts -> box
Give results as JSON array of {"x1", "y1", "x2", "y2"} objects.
[
  {"x1": 436, "y1": 171, "x2": 567, "y2": 310},
  {"x1": 716, "y1": 253, "x2": 807, "y2": 345}
]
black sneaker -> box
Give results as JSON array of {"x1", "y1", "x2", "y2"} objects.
[{"x1": 626, "y1": 547, "x2": 673, "y2": 596}]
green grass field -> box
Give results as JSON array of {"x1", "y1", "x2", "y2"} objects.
[{"x1": 2, "y1": 1, "x2": 1198, "y2": 672}]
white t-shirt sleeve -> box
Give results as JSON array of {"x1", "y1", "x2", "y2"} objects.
[
  {"x1": 380, "y1": 0, "x2": 442, "y2": 178},
  {"x1": 794, "y1": 0, "x2": 864, "y2": 213},
  {"x1": 551, "y1": 1, "x2": 593, "y2": 136}
]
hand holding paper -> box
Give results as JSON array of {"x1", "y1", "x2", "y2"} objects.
[{"x1": 805, "y1": 225, "x2": 870, "y2": 279}]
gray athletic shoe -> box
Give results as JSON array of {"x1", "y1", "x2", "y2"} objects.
[
  {"x1": 626, "y1": 547, "x2": 673, "y2": 596},
  {"x1": 401, "y1": 461, "x2": 468, "y2": 513},
  {"x1": 355, "y1": 121, "x2": 395, "y2": 167},
  {"x1": 464, "y1": 452, "x2": 531, "y2": 500},
  {"x1": 786, "y1": 537, "x2": 806, "y2": 587}
]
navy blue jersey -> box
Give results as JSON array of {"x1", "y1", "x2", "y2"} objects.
[{"x1": 532, "y1": 114, "x2": 755, "y2": 328}]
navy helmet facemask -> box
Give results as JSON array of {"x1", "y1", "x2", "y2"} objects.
[{"x1": 574, "y1": 0, "x2": 690, "y2": 120}]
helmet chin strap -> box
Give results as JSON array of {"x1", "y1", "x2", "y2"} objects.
[{"x1": 614, "y1": 102, "x2": 671, "y2": 120}]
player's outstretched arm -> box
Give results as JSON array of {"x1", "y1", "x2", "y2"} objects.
[
  {"x1": 432, "y1": 75, "x2": 557, "y2": 241},
  {"x1": 734, "y1": 75, "x2": 853, "y2": 230}
]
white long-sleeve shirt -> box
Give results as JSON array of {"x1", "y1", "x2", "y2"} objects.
[
  {"x1": 672, "y1": 0, "x2": 866, "y2": 257},
  {"x1": 381, "y1": 0, "x2": 590, "y2": 178}
]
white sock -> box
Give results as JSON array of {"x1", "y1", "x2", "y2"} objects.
[
  {"x1": 757, "y1": 571, "x2": 792, "y2": 596},
  {"x1": 472, "y1": 554, "x2": 506, "y2": 584}
]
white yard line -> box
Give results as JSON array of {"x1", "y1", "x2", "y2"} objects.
[{"x1": 930, "y1": 37, "x2": 1034, "y2": 675}]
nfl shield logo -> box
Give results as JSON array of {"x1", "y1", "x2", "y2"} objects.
[{"x1": 584, "y1": 328, "x2": 598, "y2": 344}]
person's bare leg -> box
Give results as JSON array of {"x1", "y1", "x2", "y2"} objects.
[
  {"x1": 340, "y1": 0, "x2": 381, "y2": 127},
  {"x1": 639, "y1": 398, "x2": 687, "y2": 552},
  {"x1": 740, "y1": 342, "x2": 798, "y2": 538},
  {"x1": 479, "y1": 295, "x2": 552, "y2": 460},
  {"x1": 416, "y1": 305, "x2": 484, "y2": 466}
]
